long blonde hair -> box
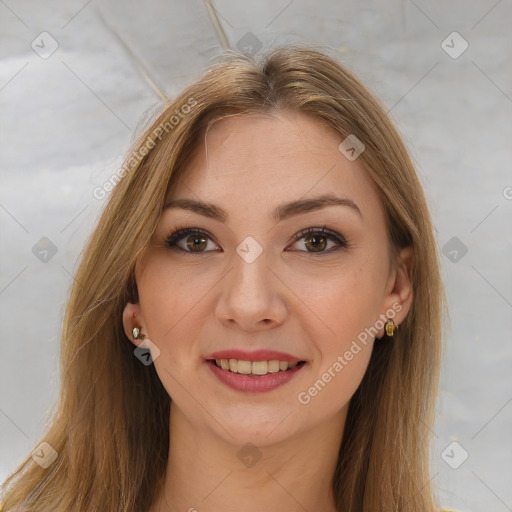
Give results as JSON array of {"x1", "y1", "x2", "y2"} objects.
[{"x1": 1, "y1": 45, "x2": 446, "y2": 512}]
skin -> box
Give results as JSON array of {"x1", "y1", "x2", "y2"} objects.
[{"x1": 123, "y1": 110, "x2": 413, "y2": 512}]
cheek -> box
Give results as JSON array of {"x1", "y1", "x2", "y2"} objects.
[
  {"x1": 136, "y1": 258, "x2": 214, "y2": 377},
  {"x1": 292, "y1": 258, "x2": 380, "y2": 403},
  {"x1": 295, "y1": 264, "x2": 377, "y2": 410},
  {"x1": 138, "y1": 256, "x2": 217, "y2": 337},
  {"x1": 288, "y1": 255, "x2": 382, "y2": 339},
  {"x1": 136, "y1": 259, "x2": 214, "y2": 402},
  {"x1": 297, "y1": 344, "x2": 373, "y2": 416}
]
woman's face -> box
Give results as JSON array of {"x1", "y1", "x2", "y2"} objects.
[{"x1": 124, "y1": 110, "x2": 413, "y2": 446}]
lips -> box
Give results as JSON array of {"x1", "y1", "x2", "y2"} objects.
[{"x1": 204, "y1": 349, "x2": 307, "y2": 392}]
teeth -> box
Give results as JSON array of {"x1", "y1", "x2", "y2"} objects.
[
  {"x1": 267, "y1": 360, "x2": 280, "y2": 373},
  {"x1": 237, "y1": 360, "x2": 252, "y2": 375},
  {"x1": 252, "y1": 361, "x2": 268, "y2": 375},
  {"x1": 213, "y1": 358, "x2": 301, "y2": 375}
]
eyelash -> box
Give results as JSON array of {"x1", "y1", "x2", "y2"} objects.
[{"x1": 164, "y1": 224, "x2": 350, "y2": 256}]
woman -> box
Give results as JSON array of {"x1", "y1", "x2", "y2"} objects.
[{"x1": 1, "y1": 45, "x2": 448, "y2": 511}]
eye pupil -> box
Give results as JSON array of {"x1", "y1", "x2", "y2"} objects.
[
  {"x1": 187, "y1": 236, "x2": 207, "y2": 251},
  {"x1": 305, "y1": 234, "x2": 327, "y2": 252}
]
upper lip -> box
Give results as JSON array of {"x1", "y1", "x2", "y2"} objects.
[{"x1": 205, "y1": 349, "x2": 304, "y2": 363}]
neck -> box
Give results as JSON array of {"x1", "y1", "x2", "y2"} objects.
[{"x1": 150, "y1": 404, "x2": 347, "y2": 512}]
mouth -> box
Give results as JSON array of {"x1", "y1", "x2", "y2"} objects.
[
  {"x1": 207, "y1": 358, "x2": 307, "y2": 376},
  {"x1": 204, "y1": 349, "x2": 308, "y2": 392}
]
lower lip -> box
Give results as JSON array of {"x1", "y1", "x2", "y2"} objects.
[{"x1": 206, "y1": 360, "x2": 306, "y2": 393}]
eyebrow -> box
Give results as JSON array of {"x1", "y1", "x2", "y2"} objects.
[{"x1": 163, "y1": 193, "x2": 363, "y2": 223}]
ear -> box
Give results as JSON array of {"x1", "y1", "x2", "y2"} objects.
[
  {"x1": 376, "y1": 246, "x2": 414, "y2": 338},
  {"x1": 122, "y1": 302, "x2": 148, "y2": 347}
]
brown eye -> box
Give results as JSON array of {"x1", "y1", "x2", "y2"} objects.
[
  {"x1": 289, "y1": 227, "x2": 349, "y2": 254},
  {"x1": 165, "y1": 228, "x2": 219, "y2": 254},
  {"x1": 185, "y1": 234, "x2": 208, "y2": 252},
  {"x1": 165, "y1": 226, "x2": 349, "y2": 256},
  {"x1": 304, "y1": 233, "x2": 327, "y2": 252}
]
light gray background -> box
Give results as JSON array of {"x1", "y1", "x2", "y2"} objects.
[{"x1": 1, "y1": 1, "x2": 511, "y2": 511}]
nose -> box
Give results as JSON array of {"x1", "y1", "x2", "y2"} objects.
[{"x1": 215, "y1": 248, "x2": 288, "y2": 332}]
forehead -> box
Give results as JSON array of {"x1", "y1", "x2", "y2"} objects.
[{"x1": 167, "y1": 111, "x2": 385, "y2": 227}]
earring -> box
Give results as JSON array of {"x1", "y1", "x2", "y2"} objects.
[
  {"x1": 384, "y1": 319, "x2": 398, "y2": 337},
  {"x1": 132, "y1": 327, "x2": 143, "y2": 340}
]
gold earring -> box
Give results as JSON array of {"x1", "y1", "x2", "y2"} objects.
[
  {"x1": 384, "y1": 319, "x2": 398, "y2": 337},
  {"x1": 132, "y1": 327, "x2": 143, "y2": 340}
]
